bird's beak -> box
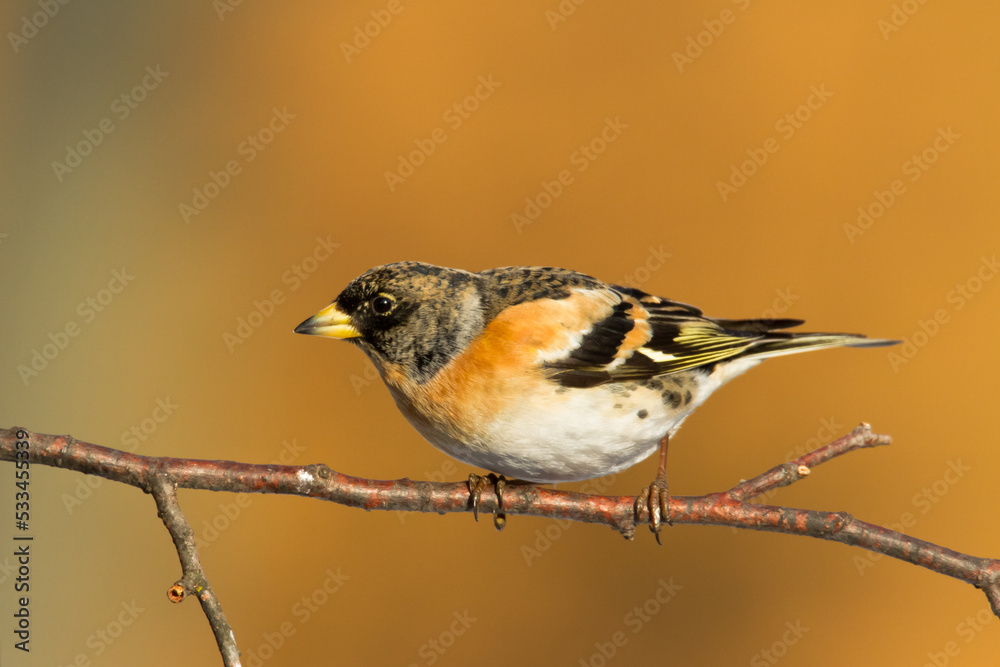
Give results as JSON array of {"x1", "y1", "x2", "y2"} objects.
[{"x1": 294, "y1": 303, "x2": 361, "y2": 339}]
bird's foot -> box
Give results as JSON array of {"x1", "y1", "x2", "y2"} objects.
[
  {"x1": 468, "y1": 473, "x2": 508, "y2": 531},
  {"x1": 634, "y1": 470, "x2": 671, "y2": 545}
]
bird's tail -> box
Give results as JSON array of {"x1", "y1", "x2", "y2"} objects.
[{"x1": 713, "y1": 318, "x2": 900, "y2": 361}]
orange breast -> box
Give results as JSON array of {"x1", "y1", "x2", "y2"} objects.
[{"x1": 386, "y1": 289, "x2": 619, "y2": 441}]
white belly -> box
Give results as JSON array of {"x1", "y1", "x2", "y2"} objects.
[
  {"x1": 390, "y1": 358, "x2": 761, "y2": 483},
  {"x1": 442, "y1": 384, "x2": 683, "y2": 482}
]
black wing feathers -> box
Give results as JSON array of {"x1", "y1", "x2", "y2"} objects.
[
  {"x1": 565, "y1": 301, "x2": 635, "y2": 367},
  {"x1": 542, "y1": 284, "x2": 887, "y2": 388}
]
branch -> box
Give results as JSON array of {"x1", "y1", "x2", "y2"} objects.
[
  {"x1": 149, "y1": 473, "x2": 240, "y2": 666},
  {"x1": 3, "y1": 423, "x2": 999, "y2": 665}
]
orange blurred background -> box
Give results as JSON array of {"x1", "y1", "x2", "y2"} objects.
[{"x1": 2, "y1": 1, "x2": 999, "y2": 665}]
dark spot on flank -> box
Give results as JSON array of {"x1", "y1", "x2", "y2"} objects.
[
  {"x1": 643, "y1": 379, "x2": 664, "y2": 391},
  {"x1": 683, "y1": 390, "x2": 693, "y2": 405},
  {"x1": 613, "y1": 403, "x2": 623, "y2": 409},
  {"x1": 637, "y1": 409, "x2": 648, "y2": 419},
  {"x1": 662, "y1": 391, "x2": 682, "y2": 408},
  {"x1": 555, "y1": 386, "x2": 569, "y2": 394}
]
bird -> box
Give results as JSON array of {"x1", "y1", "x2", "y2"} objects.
[{"x1": 294, "y1": 261, "x2": 896, "y2": 539}]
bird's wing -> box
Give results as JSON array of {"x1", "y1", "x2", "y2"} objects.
[{"x1": 543, "y1": 285, "x2": 804, "y2": 388}]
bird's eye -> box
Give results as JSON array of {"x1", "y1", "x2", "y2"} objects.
[{"x1": 371, "y1": 295, "x2": 394, "y2": 314}]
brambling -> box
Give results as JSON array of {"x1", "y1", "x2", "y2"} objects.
[{"x1": 295, "y1": 262, "x2": 896, "y2": 539}]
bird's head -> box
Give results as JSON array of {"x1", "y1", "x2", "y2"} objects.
[{"x1": 294, "y1": 262, "x2": 484, "y2": 382}]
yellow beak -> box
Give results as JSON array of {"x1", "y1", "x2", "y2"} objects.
[{"x1": 294, "y1": 303, "x2": 361, "y2": 339}]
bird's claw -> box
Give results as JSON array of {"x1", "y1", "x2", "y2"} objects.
[
  {"x1": 634, "y1": 473, "x2": 671, "y2": 545},
  {"x1": 468, "y1": 473, "x2": 507, "y2": 531},
  {"x1": 468, "y1": 473, "x2": 487, "y2": 522}
]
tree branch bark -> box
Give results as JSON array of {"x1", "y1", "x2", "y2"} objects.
[
  {"x1": 3, "y1": 423, "x2": 998, "y2": 665},
  {"x1": 149, "y1": 473, "x2": 240, "y2": 666}
]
